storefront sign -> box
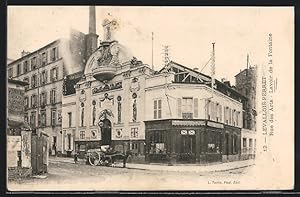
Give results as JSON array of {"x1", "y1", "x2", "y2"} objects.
[
  {"x1": 207, "y1": 121, "x2": 224, "y2": 129},
  {"x1": 188, "y1": 130, "x2": 195, "y2": 135},
  {"x1": 180, "y1": 130, "x2": 188, "y2": 135},
  {"x1": 181, "y1": 130, "x2": 195, "y2": 135},
  {"x1": 172, "y1": 120, "x2": 205, "y2": 126}
]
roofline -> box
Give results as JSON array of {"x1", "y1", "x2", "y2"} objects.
[
  {"x1": 8, "y1": 39, "x2": 60, "y2": 66},
  {"x1": 162, "y1": 61, "x2": 247, "y2": 100}
]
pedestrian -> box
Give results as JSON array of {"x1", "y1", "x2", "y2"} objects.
[{"x1": 74, "y1": 152, "x2": 78, "y2": 164}]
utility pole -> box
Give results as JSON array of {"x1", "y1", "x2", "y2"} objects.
[
  {"x1": 211, "y1": 43, "x2": 216, "y2": 98},
  {"x1": 162, "y1": 45, "x2": 171, "y2": 68},
  {"x1": 151, "y1": 32, "x2": 154, "y2": 70}
]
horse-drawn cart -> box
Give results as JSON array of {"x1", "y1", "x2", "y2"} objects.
[{"x1": 86, "y1": 146, "x2": 130, "y2": 168}]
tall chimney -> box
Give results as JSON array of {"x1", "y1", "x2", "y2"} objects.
[
  {"x1": 89, "y1": 6, "x2": 96, "y2": 34},
  {"x1": 86, "y1": 6, "x2": 99, "y2": 60}
]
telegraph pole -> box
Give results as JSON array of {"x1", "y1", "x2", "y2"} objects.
[
  {"x1": 211, "y1": 43, "x2": 215, "y2": 98},
  {"x1": 151, "y1": 32, "x2": 154, "y2": 70}
]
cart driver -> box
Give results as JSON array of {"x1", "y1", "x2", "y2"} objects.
[{"x1": 100, "y1": 145, "x2": 110, "y2": 152}]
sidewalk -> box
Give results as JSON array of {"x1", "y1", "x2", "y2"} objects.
[{"x1": 49, "y1": 156, "x2": 255, "y2": 173}]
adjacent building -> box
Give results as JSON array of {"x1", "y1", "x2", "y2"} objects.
[
  {"x1": 235, "y1": 58, "x2": 257, "y2": 159},
  {"x1": 7, "y1": 26, "x2": 96, "y2": 156},
  {"x1": 7, "y1": 79, "x2": 32, "y2": 178}
]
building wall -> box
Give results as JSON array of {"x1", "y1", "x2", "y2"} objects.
[
  {"x1": 7, "y1": 33, "x2": 88, "y2": 155},
  {"x1": 240, "y1": 128, "x2": 256, "y2": 160},
  {"x1": 235, "y1": 67, "x2": 257, "y2": 130},
  {"x1": 71, "y1": 65, "x2": 149, "y2": 150},
  {"x1": 145, "y1": 79, "x2": 243, "y2": 128}
]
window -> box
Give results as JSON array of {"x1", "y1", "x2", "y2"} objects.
[
  {"x1": 50, "y1": 47, "x2": 59, "y2": 61},
  {"x1": 68, "y1": 112, "x2": 72, "y2": 127},
  {"x1": 67, "y1": 134, "x2": 71, "y2": 150},
  {"x1": 8, "y1": 67, "x2": 13, "y2": 78},
  {"x1": 182, "y1": 97, "x2": 193, "y2": 119},
  {"x1": 31, "y1": 74, "x2": 37, "y2": 88},
  {"x1": 243, "y1": 138, "x2": 247, "y2": 148},
  {"x1": 154, "y1": 99, "x2": 162, "y2": 119},
  {"x1": 207, "y1": 131, "x2": 221, "y2": 153},
  {"x1": 40, "y1": 92, "x2": 47, "y2": 106},
  {"x1": 31, "y1": 94, "x2": 37, "y2": 108},
  {"x1": 30, "y1": 111, "x2": 36, "y2": 128},
  {"x1": 40, "y1": 70, "x2": 47, "y2": 85},
  {"x1": 17, "y1": 64, "x2": 21, "y2": 76},
  {"x1": 233, "y1": 110, "x2": 236, "y2": 126},
  {"x1": 149, "y1": 131, "x2": 166, "y2": 154},
  {"x1": 40, "y1": 110, "x2": 46, "y2": 127},
  {"x1": 41, "y1": 52, "x2": 47, "y2": 66},
  {"x1": 80, "y1": 131, "x2": 85, "y2": 139},
  {"x1": 51, "y1": 108, "x2": 56, "y2": 126},
  {"x1": 24, "y1": 113, "x2": 28, "y2": 123},
  {"x1": 23, "y1": 77, "x2": 29, "y2": 90},
  {"x1": 31, "y1": 57, "x2": 37, "y2": 70},
  {"x1": 23, "y1": 60, "x2": 28, "y2": 73},
  {"x1": 206, "y1": 100, "x2": 211, "y2": 120},
  {"x1": 216, "y1": 103, "x2": 220, "y2": 122},
  {"x1": 50, "y1": 89, "x2": 56, "y2": 104},
  {"x1": 24, "y1": 96, "x2": 29, "y2": 109},
  {"x1": 131, "y1": 128, "x2": 138, "y2": 138},
  {"x1": 233, "y1": 134, "x2": 238, "y2": 154},
  {"x1": 50, "y1": 67, "x2": 58, "y2": 81},
  {"x1": 249, "y1": 138, "x2": 253, "y2": 148}
]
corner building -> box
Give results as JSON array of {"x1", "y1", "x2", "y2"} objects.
[{"x1": 62, "y1": 18, "x2": 246, "y2": 164}]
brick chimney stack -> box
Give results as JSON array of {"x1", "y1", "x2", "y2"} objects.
[{"x1": 86, "y1": 6, "x2": 99, "y2": 60}]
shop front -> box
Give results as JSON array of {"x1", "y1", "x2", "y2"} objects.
[{"x1": 145, "y1": 119, "x2": 241, "y2": 164}]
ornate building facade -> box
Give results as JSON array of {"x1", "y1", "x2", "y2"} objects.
[{"x1": 61, "y1": 17, "x2": 247, "y2": 164}]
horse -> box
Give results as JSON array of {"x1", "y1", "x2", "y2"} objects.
[{"x1": 103, "y1": 151, "x2": 132, "y2": 168}]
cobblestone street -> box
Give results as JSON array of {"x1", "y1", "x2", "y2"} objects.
[{"x1": 8, "y1": 159, "x2": 257, "y2": 191}]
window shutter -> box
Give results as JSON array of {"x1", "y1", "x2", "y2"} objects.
[
  {"x1": 193, "y1": 98, "x2": 198, "y2": 118},
  {"x1": 220, "y1": 105, "x2": 222, "y2": 122},
  {"x1": 56, "y1": 47, "x2": 59, "y2": 59},
  {"x1": 45, "y1": 92, "x2": 47, "y2": 104},
  {"x1": 50, "y1": 69, "x2": 53, "y2": 81},
  {"x1": 205, "y1": 99, "x2": 209, "y2": 119},
  {"x1": 50, "y1": 90, "x2": 52, "y2": 103},
  {"x1": 37, "y1": 55, "x2": 41, "y2": 67},
  {"x1": 177, "y1": 98, "x2": 182, "y2": 118},
  {"x1": 45, "y1": 51, "x2": 48, "y2": 64},
  {"x1": 56, "y1": 68, "x2": 58, "y2": 80},
  {"x1": 45, "y1": 70, "x2": 48, "y2": 83}
]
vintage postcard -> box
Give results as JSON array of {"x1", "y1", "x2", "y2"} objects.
[{"x1": 6, "y1": 6, "x2": 294, "y2": 191}]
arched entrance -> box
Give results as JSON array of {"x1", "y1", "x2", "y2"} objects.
[{"x1": 101, "y1": 119, "x2": 112, "y2": 145}]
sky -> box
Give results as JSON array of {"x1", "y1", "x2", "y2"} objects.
[{"x1": 7, "y1": 6, "x2": 293, "y2": 85}]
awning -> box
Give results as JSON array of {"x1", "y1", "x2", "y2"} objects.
[{"x1": 7, "y1": 119, "x2": 31, "y2": 130}]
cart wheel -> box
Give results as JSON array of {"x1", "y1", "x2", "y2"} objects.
[{"x1": 88, "y1": 152, "x2": 101, "y2": 166}]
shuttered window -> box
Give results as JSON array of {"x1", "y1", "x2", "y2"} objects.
[
  {"x1": 193, "y1": 98, "x2": 198, "y2": 118},
  {"x1": 177, "y1": 98, "x2": 182, "y2": 117}
]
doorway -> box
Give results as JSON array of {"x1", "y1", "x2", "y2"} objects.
[
  {"x1": 101, "y1": 119, "x2": 112, "y2": 145},
  {"x1": 225, "y1": 133, "x2": 229, "y2": 155},
  {"x1": 179, "y1": 135, "x2": 196, "y2": 163}
]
